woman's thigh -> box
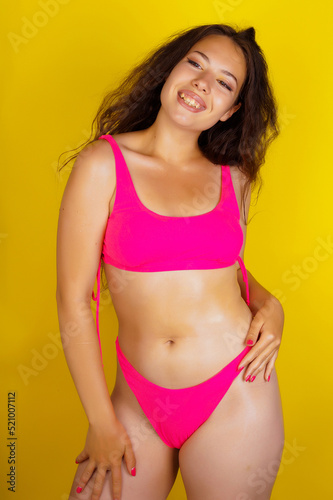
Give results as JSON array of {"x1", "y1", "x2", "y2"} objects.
[
  {"x1": 179, "y1": 368, "x2": 284, "y2": 500},
  {"x1": 68, "y1": 365, "x2": 179, "y2": 500}
]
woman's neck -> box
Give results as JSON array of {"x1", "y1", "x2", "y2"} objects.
[{"x1": 140, "y1": 113, "x2": 204, "y2": 166}]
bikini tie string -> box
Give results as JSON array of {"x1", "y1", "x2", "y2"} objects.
[{"x1": 92, "y1": 259, "x2": 103, "y2": 366}]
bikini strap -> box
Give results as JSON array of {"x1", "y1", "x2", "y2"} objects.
[
  {"x1": 225, "y1": 166, "x2": 249, "y2": 306},
  {"x1": 98, "y1": 134, "x2": 138, "y2": 210},
  {"x1": 220, "y1": 166, "x2": 240, "y2": 219},
  {"x1": 237, "y1": 256, "x2": 250, "y2": 306},
  {"x1": 92, "y1": 260, "x2": 104, "y2": 366}
]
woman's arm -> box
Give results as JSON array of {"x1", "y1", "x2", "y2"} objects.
[
  {"x1": 56, "y1": 140, "x2": 115, "y2": 424},
  {"x1": 234, "y1": 169, "x2": 284, "y2": 382},
  {"x1": 237, "y1": 268, "x2": 284, "y2": 381},
  {"x1": 237, "y1": 267, "x2": 283, "y2": 316},
  {"x1": 56, "y1": 140, "x2": 135, "y2": 500}
]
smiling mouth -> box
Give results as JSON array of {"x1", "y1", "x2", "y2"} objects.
[{"x1": 179, "y1": 92, "x2": 204, "y2": 109}]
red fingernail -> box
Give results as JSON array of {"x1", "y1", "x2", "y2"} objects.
[
  {"x1": 76, "y1": 486, "x2": 82, "y2": 493},
  {"x1": 245, "y1": 375, "x2": 251, "y2": 381},
  {"x1": 250, "y1": 375, "x2": 256, "y2": 382},
  {"x1": 267, "y1": 375, "x2": 271, "y2": 382},
  {"x1": 238, "y1": 366, "x2": 244, "y2": 371},
  {"x1": 247, "y1": 339, "x2": 254, "y2": 346},
  {"x1": 131, "y1": 466, "x2": 136, "y2": 477},
  {"x1": 75, "y1": 460, "x2": 79, "y2": 464}
]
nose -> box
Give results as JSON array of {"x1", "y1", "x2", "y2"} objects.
[{"x1": 192, "y1": 75, "x2": 210, "y2": 94}]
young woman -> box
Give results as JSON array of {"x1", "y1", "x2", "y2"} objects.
[{"x1": 56, "y1": 23, "x2": 285, "y2": 500}]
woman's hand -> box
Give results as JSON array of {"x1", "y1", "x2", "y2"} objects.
[
  {"x1": 238, "y1": 296, "x2": 284, "y2": 382},
  {"x1": 75, "y1": 418, "x2": 136, "y2": 500}
]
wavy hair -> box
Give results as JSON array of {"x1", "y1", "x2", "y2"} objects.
[{"x1": 58, "y1": 23, "x2": 279, "y2": 220}]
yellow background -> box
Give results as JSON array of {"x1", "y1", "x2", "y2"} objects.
[{"x1": 1, "y1": 0, "x2": 332, "y2": 498}]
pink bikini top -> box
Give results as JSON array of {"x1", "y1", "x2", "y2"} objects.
[{"x1": 92, "y1": 134, "x2": 250, "y2": 363}]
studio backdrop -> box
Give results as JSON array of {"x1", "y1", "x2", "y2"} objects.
[{"x1": 1, "y1": 0, "x2": 332, "y2": 499}]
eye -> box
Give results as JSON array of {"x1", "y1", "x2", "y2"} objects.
[
  {"x1": 186, "y1": 57, "x2": 202, "y2": 69},
  {"x1": 218, "y1": 80, "x2": 232, "y2": 92}
]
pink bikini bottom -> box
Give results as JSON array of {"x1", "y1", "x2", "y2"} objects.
[{"x1": 115, "y1": 337, "x2": 252, "y2": 449}]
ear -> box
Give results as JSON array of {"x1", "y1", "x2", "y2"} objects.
[{"x1": 219, "y1": 102, "x2": 242, "y2": 122}]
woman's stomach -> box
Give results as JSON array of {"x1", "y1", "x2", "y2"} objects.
[{"x1": 105, "y1": 264, "x2": 252, "y2": 389}]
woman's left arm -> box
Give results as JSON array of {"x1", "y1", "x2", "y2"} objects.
[
  {"x1": 237, "y1": 270, "x2": 284, "y2": 381},
  {"x1": 233, "y1": 168, "x2": 284, "y2": 382}
]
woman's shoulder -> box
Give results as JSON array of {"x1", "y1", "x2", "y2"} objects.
[
  {"x1": 73, "y1": 136, "x2": 117, "y2": 183},
  {"x1": 74, "y1": 129, "x2": 147, "y2": 180}
]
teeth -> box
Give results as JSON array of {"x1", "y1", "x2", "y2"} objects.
[{"x1": 180, "y1": 92, "x2": 201, "y2": 109}]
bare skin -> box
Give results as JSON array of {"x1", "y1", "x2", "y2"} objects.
[{"x1": 57, "y1": 35, "x2": 284, "y2": 500}]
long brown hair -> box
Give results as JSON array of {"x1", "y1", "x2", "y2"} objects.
[{"x1": 58, "y1": 23, "x2": 279, "y2": 220}]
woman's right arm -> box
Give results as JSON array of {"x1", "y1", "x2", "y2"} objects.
[{"x1": 56, "y1": 140, "x2": 135, "y2": 500}]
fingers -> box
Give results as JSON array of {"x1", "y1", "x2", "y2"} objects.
[
  {"x1": 124, "y1": 440, "x2": 136, "y2": 477},
  {"x1": 75, "y1": 465, "x2": 113, "y2": 500},
  {"x1": 264, "y1": 350, "x2": 278, "y2": 381},
  {"x1": 75, "y1": 462, "x2": 122, "y2": 500},
  {"x1": 239, "y1": 327, "x2": 280, "y2": 368},
  {"x1": 75, "y1": 450, "x2": 89, "y2": 464},
  {"x1": 90, "y1": 468, "x2": 107, "y2": 500},
  {"x1": 237, "y1": 334, "x2": 266, "y2": 371},
  {"x1": 245, "y1": 349, "x2": 275, "y2": 380},
  {"x1": 74, "y1": 425, "x2": 136, "y2": 499},
  {"x1": 76, "y1": 460, "x2": 96, "y2": 494},
  {"x1": 243, "y1": 344, "x2": 279, "y2": 382},
  {"x1": 109, "y1": 436, "x2": 137, "y2": 499},
  {"x1": 111, "y1": 464, "x2": 122, "y2": 500},
  {"x1": 245, "y1": 311, "x2": 264, "y2": 346}
]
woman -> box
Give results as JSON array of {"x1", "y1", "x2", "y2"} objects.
[{"x1": 56, "y1": 23, "x2": 285, "y2": 500}]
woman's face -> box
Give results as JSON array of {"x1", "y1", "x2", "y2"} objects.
[{"x1": 160, "y1": 34, "x2": 247, "y2": 132}]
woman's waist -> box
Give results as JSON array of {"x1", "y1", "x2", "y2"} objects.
[
  {"x1": 112, "y1": 272, "x2": 250, "y2": 327},
  {"x1": 116, "y1": 302, "x2": 252, "y2": 388}
]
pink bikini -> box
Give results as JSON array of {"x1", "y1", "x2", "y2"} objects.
[{"x1": 92, "y1": 134, "x2": 252, "y2": 449}]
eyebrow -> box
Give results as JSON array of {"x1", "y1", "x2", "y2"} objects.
[{"x1": 192, "y1": 50, "x2": 238, "y2": 85}]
